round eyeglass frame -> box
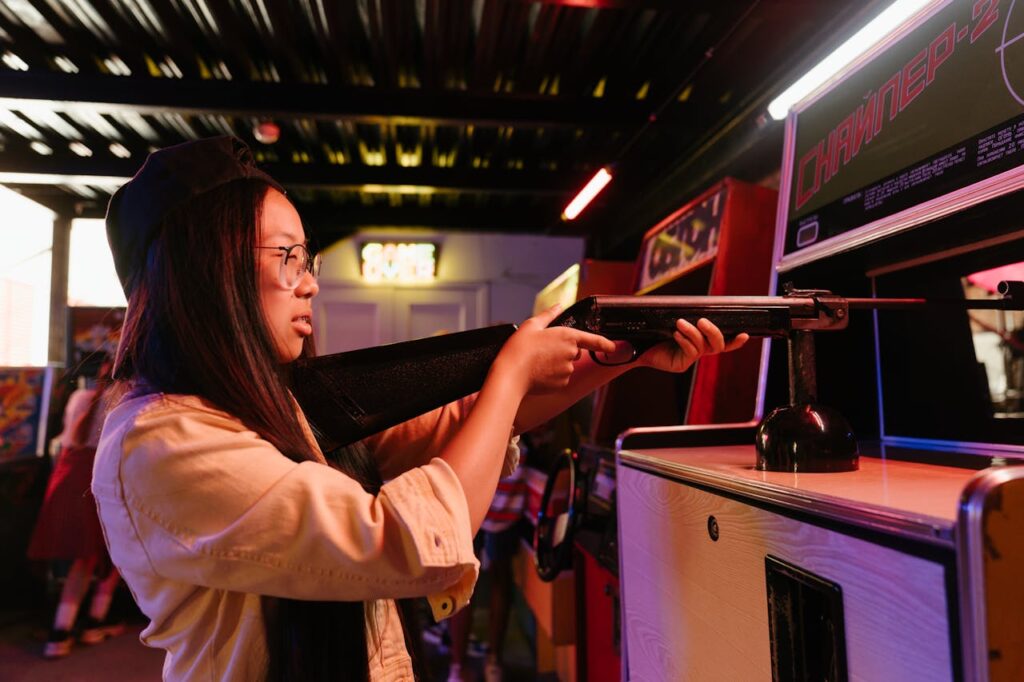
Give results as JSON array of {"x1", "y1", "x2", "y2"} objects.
[{"x1": 256, "y1": 244, "x2": 322, "y2": 290}]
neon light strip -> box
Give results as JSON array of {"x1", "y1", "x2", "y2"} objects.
[{"x1": 562, "y1": 167, "x2": 612, "y2": 221}]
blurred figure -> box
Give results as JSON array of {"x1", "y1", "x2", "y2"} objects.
[
  {"x1": 448, "y1": 440, "x2": 528, "y2": 682},
  {"x1": 27, "y1": 358, "x2": 123, "y2": 658}
]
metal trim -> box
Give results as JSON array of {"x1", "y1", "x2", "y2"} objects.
[
  {"x1": 778, "y1": 165, "x2": 1024, "y2": 272},
  {"x1": 615, "y1": 420, "x2": 760, "y2": 452},
  {"x1": 956, "y1": 467, "x2": 1024, "y2": 682},
  {"x1": 871, "y1": 278, "x2": 887, "y2": 439},
  {"x1": 882, "y1": 436, "x2": 1024, "y2": 458},
  {"x1": 615, "y1": 449, "x2": 631, "y2": 681},
  {"x1": 618, "y1": 449, "x2": 956, "y2": 548}
]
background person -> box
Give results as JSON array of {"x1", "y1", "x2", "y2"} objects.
[{"x1": 27, "y1": 357, "x2": 123, "y2": 658}]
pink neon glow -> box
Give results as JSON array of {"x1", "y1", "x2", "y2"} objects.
[{"x1": 562, "y1": 167, "x2": 613, "y2": 221}]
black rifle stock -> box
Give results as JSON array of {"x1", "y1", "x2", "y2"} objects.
[
  {"x1": 291, "y1": 282, "x2": 1022, "y2": 450},
  {"x1": 290, "y1": 323, "x2": 517, "y2": 452}
]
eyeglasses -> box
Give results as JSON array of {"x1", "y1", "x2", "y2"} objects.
[{"x1": 256, "y1": 243, "x2": 322, "y2": 289}]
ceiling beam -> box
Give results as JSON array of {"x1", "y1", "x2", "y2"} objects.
[
  {"x1": 516, "y1": 1, "x2": 685, "y2": 11},
  {"x1": 303, "y1": 204, "x2": 559, "y2": 237},
  {"x1": 16, "y1": 195, "x2": 559, "y2": 235},
  {"x1": 0, "y1": 150, "x2": 576, "y2": 194},
  {"x1": 0, "y1": 71, "x2": 648, "y2": 128}
]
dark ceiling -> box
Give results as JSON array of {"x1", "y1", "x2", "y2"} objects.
[{"x1": 0, "y1": 0, "x2": 887, "y2": 258}]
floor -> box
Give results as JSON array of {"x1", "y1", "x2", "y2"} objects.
[
  {"x1": 0, "y1": 618, "x2": 162, "y2": 682},
  {"x1": 420, "y1": 569, "x2": 544, "y2": 681},
  {"x1": 0, "y1": 570, "x2": 545, "y2": 682}
]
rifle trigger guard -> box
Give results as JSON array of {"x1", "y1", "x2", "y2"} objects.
[{"x1": 589, "y1": 344, "x2": 640, "y2": 367}]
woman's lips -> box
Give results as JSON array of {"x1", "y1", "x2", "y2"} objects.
[{"x1": 291, "y1": 315, "x2": 313, "y2": 336}]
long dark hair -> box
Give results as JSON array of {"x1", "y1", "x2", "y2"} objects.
[{"x1": 112, "y1": 179, "x2": 427, "y2": 680}]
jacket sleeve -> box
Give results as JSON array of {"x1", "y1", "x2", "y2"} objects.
[
  {"x1": 365, "y1": 393, "x2": 520, "y2": 481},
  {"x1": 108, "y1": 397, "x2": 478, "y2": 618}
]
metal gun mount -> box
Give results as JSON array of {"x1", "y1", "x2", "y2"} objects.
[{"x1": 756, "y1": 280, "x2": 1024, "y2": 473}]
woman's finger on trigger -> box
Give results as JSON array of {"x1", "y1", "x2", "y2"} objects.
[
  {"x1": 534, "y1": 303, "x2": 565, "y2": 326},
  {"x1": 574, "y1": 330, "x2": 617, "y2": 353},
  {"x1": 696, "y1": 318, "x2": 726, "y2": 353}
]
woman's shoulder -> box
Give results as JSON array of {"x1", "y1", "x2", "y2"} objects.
[
  {"x1": 96, "y1": 392, "x2": 267, "y2": 487},
  {"x1": 105, "y1": 392, "x2": 251, "y2": 446}
]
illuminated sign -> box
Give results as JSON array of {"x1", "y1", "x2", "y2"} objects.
[
  {"x1": 783, "y1": 0, "x2": 1024, "y2": 258},
  {"x1": 636, "y1": 184, "x2": 725, "y2": 293},
  {"x1": 360, "y1": 242, "x2": 437, "y2": 283}
]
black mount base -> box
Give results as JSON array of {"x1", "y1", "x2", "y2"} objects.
[
  {"x1": 755, "y1": 402, "x2": 858, "y2": 472},
  {"x1": 755, "y1": 330, "x2": 859, "y2": 473}
]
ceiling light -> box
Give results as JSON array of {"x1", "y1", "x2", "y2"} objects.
[
  {"x1": 109, "y1": 142, "x2": 131, "y2": 158},
  {"x1": 54, "y1": 56, "x2": 79, "y2": 73},
  {"x1": 767, "y1": 0, "x2": 933, "y2": 120},
  {"x1": 2, "y1": 51, "x2": 29, "y2": 71},
  {"x1": 253, "y1": 120, "x2": 280, "y2": 144},
  {"x1": 69, "y1": 141, "x2": 93, "y2": 157},
  {"x1": 164, "y1": 57, "x2": 182, "y2": 79},
  {"x1": 30, "y1": 141, "x2": 53, "y2": 155},
  {"x1": 562, "y1": 167, "x2": 613, "y2": 221}
]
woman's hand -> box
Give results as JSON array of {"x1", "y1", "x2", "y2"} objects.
[
  {"x1": 637, "y1": 318, "x2": 749, "y2": 373},
  {"x1": 492, "y1": 305, "x2": 617, "y2": 396}
]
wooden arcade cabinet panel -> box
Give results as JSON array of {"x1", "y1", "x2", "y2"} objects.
[{"x1": 617, "y1": 464, "x2": 953, "y2": 681}]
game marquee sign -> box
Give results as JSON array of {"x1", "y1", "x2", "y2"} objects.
[{"x1": 782, "y1": 0, "x2": 1024, "y2": 259}]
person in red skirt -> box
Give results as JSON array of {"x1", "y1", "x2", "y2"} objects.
[{"x1": 28, "y1": 357, "x2": 124, "y2": 658}]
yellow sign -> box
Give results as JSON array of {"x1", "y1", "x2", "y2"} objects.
[{"x1": 360, "y1": 242, "x2": 437, "y2": 283}]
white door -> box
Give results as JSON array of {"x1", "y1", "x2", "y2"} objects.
[
  {"x1": 394, "y1": 286, "x2": 487, "y2": 342},
  {"x1": 314, "y1": 285, "x2": 393, "y2": 353},
  {"x1": 315, "y1": 283, "x2": 489, "y2": 354}
]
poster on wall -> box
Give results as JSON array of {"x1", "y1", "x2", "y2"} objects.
[
  {"x1": 67, "y1": 306, "x2": 125, "y2": 374},
  {"x1": 0, "y1": 366, "x2": 53, "y2": 460}
]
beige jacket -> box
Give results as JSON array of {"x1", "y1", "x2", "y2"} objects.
[{"x1": 93, "y1": 391, "x2": 515, "y2": 681}]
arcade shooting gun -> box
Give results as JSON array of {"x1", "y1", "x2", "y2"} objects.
[{"x1": 291, "y1": 280, "x2": 1024, "y2": 454}]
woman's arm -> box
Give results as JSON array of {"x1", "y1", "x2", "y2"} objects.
[
  {"x1": 513, "y1": 317, "x2": 750, "y2": 434},
  {"x1": 97, "y1": 396, "x2": 480, "y2": 609},
  {"x1": 437, "y1": 305, "x2": 616, "y2": 531}
]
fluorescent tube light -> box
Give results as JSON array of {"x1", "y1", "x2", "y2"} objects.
[
  {"x1": 767, "y1": 0, "x2": 934, "y2": 120},
  {"x1": 562, "y1": 167, "x2": 613, "y2": 221}
]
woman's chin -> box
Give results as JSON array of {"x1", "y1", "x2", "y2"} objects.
[{"x1": 275, "y1": 345, "x2": 304, "y2": 364}]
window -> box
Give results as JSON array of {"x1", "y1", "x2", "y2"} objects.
[
  {"x1": 0, "y1": 186, "x2": 53, "y2": 367},
  {"x1": 965, "y1": 263, "x2": 1024, "y2": 419},
  {"x1": 68, "y1": 218, "x2": 126, "y2": 308}
]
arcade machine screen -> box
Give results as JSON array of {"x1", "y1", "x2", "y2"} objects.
[
  {"x1": 875, "y1": 258, "x2": 1024, "y2": 447},
  {"x1": 776, "y1": 1, "x2": 1024, "y2": 452}
]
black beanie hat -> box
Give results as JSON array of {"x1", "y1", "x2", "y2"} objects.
[{"x1": 105, "y1": 136, "x2": 284, "y2": 295}]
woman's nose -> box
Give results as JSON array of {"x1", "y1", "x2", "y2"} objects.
[{"x1": 294, "y1": 270, "x2": 319, "y2": 298}]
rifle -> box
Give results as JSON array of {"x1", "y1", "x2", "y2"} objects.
[{"x1": 290, "y1": 281, "x2": 1023, "y2": 453}]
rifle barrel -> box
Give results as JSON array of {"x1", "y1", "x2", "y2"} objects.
[{"x1": 845, "y1": 297, "x2": 1021, "y2": 310}]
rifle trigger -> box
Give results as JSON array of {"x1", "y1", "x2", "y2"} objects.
[{"x1": 589, "y1": 345, "x2": 639, "y2": 367}]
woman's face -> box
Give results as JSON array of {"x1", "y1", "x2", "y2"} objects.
[{"x1": 257, "y1": 188, "x2": 319, "y2": 363}]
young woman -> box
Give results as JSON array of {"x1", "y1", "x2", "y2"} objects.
[{"x1": 93, "y1": 136, "x2": 747, "y2": 681}]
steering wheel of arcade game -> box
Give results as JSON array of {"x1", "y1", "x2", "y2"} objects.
[{"x1": 534, "y1": 449, "x2": 583, "y2": 582}]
